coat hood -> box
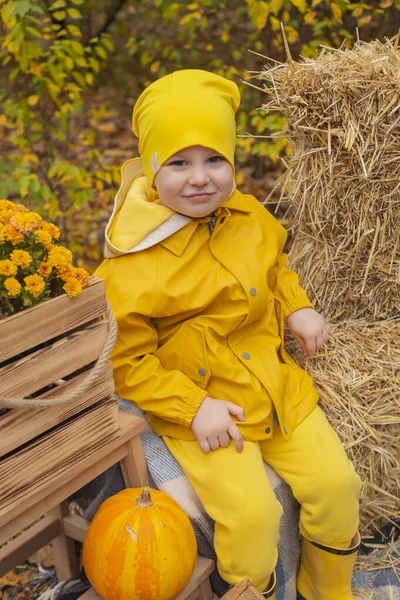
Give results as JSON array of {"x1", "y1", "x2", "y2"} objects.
[{"x1": 104, "y1": 157, "x2": 191, "y2": 258}]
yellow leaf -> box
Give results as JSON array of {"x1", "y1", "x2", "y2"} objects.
[
  {"x1": 269, "y1": 0, "x2": 284, "y2": 13},
  {"x1": 150, "y1": 60, "x2": 160, "y2": 73},
  {"x1": 379, "y1": 0, "x2": 393, "y2": 6},
  {"x1": 304, "y1": 10, "x2": 317, "y2": 23},
  {"x1": 290, "y1": 0, "x2": 308, "y2": 13},
  {"x1": 221, "y1": 31, "x2": 230, "y2": 43},
  {"x1": 27, "y1": 95, "x2": 39, "y2": 106},
  {"x1": 312, "y1": 0, "x2": 323, "y2": 6},
  {"x1": 67, "y1": 7, "x2": 81, "y2": 19},
  {"x1": 248, "y1": 0, "x2": 269, "y2": 29},
  {"x1": 65, "y1": 56, "x2": 74, "y2": 69},
  {"x1": 95, "y1": 45, "x2": 107, "y2": 60},
  {"x1": 235, "y1": 171, "x2": 245, "y2": 187},
  {"x1": 206, "y1": 43, "x2": 213, "y2": 51},
  {"x1": 85, "y1": 72, "x2": 94, "y2": 85},
  {"x1": 53, "y1": 10, "x2": 67, "y2": 20},
  {"x1": 270, "y1": 15, "x2": 281, "y2": 29},
  {"x1": 358, "y1": 14, "x2": 372, "y2": 25},
  {"x1": 331, "y1": 2, "x2": 342, "y2": 21},
  {"x1": 67, "y1": 24, "x2": 82, "y2": 37},
  {"x1": 352, "y1": 7, "x2": 363, "y2": 17},
  {"x1": 285, "y1": 25, "x2": 299, "y2": 43}
]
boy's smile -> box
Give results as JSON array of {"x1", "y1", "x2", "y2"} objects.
[{"x1": 154, "y1": 145, "x2": 234, "y2": 218}]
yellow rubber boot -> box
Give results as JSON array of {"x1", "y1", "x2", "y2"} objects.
[
  {"x1": 262, "y1": 571, "x2": 277, "y2": 599},
  {"x1": 297, "y1": 533, "x2": 360, "y2": 600}
]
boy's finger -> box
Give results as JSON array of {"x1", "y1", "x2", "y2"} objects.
[
  {"x1": 218, "y1": 432, "x2": 231, "y2": 448},
  {"x1": 208, "y1": 436, "x2": 220, "y2": 451},
  {"x1": 226, "y1": 402, "x2": 245, "y2": 421},
  {"x1": 228, "y1": 424, "x2": 244, "y2": 453},
  {"x1": 198, "y1": 438, "x2": 211, "y2": 453}
]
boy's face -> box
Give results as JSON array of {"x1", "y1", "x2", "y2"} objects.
[{"x1": 154, "y1": 145, "x2": 234, "y2": 218}]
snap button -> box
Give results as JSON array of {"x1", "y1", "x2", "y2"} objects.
[
  {"x1": 153, "y1": 321, "x2": 159, "y2": 328},
  {"x1": 283, "y1": 426, "x2": 288, "y2": 434},
  {"x1": 242, "y1": 352, "x2": 251, "y2": 360},
  {"x1": 198, "y1": 368, "x2": 206, "y2": 376},
  {"x1": 220, "y1": 216, "x2": 226, "y2": 224},
  {"x1": 250, "y1": 287, "x2": 257, "y2": 296},
  {"x1": 265, "y1": 427, "x2": 271, "y2": 434}
]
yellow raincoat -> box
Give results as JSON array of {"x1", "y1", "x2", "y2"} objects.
[{"x1": 95, "y1": 158, "x2": 319, "y2": 442}]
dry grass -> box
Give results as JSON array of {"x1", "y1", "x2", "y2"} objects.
[
  {"x1": 260, "y1": 38, "x2": 400, "y2": 322},
  {"x1": 286, "y1": 320, "x2": 400, "y2": 535}
]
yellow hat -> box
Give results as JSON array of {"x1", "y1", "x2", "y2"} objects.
[{"x1": 132, "y1": 69, "x2": 240, "y2": 187}]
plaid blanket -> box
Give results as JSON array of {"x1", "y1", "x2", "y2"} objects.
[{"x1": 77, "y1": 400, "x2": 400, "y2": 600}]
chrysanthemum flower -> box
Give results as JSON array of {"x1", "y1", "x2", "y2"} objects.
[
  {"x1": 0, "y1": 199, "x2": 17, "y2": 212},
  {"x1": 0, "y1": 225, "x2": 6, "y2": 244},
  {"x1": 38, "y1": 262, "x2": 52, "y2": 278},
  {"x1": 0, "y1": 259, "x2": 18, "y2": 276},
  {"x1": 48, "y1": 246, "x2": 73, "y2": 273},
  {"x1": 4, "y1": 224, "x2": 25, "y2": 244},
  {"x1": 10, "y1": 249, "x2": 32, "y2": 269},
  {"x1": 10, "y1": 211, "x2": 42, "y2": 233},
  {"x1": 4, "y1": 277, "x2": 22, "y2": 297},
  {"x1": 41, "y1": 221, "x2": 61, "y2": 240},
  {"x1": 34, "y1": 229, "x2": 53, "y2": 245},
  {"x1": 0, "y1": 209, "x2": 15, "y2": 224},
  {"x1": 73, "y1": 267, "x2": 90, "y2": 287},
  {"x1": 24, "y1": 273, "x2": 45, "y2": 297},
  {"x1": 63, "y1": 278, "x2": 82, "y2": 298}
]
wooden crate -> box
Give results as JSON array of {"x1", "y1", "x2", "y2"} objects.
[
  {"x1": 220, "y1": 580, "x2": 265, "y2": 600},
  {"x1": 0, "y1": 277, "x2": 119, "y2": 511}
]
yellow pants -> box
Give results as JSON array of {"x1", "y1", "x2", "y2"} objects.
[{"x1": 163, "y1": 406, "x2": 361, "y2": 591}]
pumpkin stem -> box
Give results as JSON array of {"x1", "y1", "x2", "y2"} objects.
[{"x1": 135, "y1": 488, "x2": 154, "y2": 508}]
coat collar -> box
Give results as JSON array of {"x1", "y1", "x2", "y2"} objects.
[{"x1": 160, "y1": 190, "x2": 251, "y2": 256}]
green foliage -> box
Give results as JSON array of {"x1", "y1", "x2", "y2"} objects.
[{"x1": 1, "y1": 0, "x2": 399, "y2": 264}]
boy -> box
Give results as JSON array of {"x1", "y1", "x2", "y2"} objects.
[{"x1": 95, "y1": 70, "x2": 361, "y2": 599}]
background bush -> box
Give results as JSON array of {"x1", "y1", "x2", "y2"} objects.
[{"x1": 1, "y1": 0, "x2": 399, "y2": 267}]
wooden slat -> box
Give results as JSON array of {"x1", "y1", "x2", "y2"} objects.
[
  {"x1": 0, "y1": 320, "x2": 108, "y2": 398},
  {"x1": 0, "y1": 277, "x2": 106, "y2": 364},
  {"x1": 0, "y1": 398, "x2": 119, "y2": 511},
  {"x1": 0, "y1": 412, "x2": 145, "y2": 541},
  {"x1": 0, "y1": 515, "x2": 60, "y2": 578},
  {"x1": 79, "y1": 557, "x2": 215, "y2": 600},
  {"x1": 0, "y1": 361, "x2": 115, "y2": 458},
  {"x1": 63, "y1": 513, "x2": 89, "y2": 543}
]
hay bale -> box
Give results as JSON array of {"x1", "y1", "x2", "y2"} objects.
[
  {"x1": 285, "y1": 320, "x2": 400, "y2": 535},
  {"x1": 260, "y1": 38, "x2": 400, "y2": 321}
]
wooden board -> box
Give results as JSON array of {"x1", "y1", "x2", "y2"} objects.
[
  {"x1": 0, "y1": 360, "x2": 114, "y2": 458},
  {"x1": 0, "y1": 397, "x2": 119, "y2": 511},
  {"x1": 220, "y1": 580, "x2": 265, "y2": 600},
  {"x1": 0, "y1": 277, "x2": 107, "y2": 364},
  {"x1": 0, "y1": 320, "x2": 108, "y2": 399}
]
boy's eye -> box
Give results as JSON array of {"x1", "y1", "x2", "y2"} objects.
[
  {"x1": 208, "y1": 156, "x2": 223, "y2": 163},
  {"x1": 169, "y1": 160, "x2": 186, "y2": 167}
]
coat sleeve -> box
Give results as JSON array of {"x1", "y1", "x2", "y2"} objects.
[
  {"x1": 269, "y1": 252, "x2": 314, "y2": 320},
  {"x1": 261, "y1": 207, "x2": 314, "y2": 320},
  {"x1": 96, "y1": 261, "x2": 207, "y2": 428}
]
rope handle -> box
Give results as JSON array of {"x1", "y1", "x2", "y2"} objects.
[{"x1": 0, "y1": 303, "x2": 118, "y2": 410}]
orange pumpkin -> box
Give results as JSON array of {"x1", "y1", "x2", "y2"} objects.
[{"x1": 83, "y1": 487, "x2": 197, "y2": 600}]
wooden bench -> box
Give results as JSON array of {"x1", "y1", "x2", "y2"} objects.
[
  {"x1": 0, "y1": 411, "x2": 215, "y2": 599},
  {"x1": 80, "y1": 556, "x2": 215, "y2": 600}
]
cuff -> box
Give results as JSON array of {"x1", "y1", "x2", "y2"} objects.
[{"x1": 178, "y1": 385, "x2": 208, "y2": 428}]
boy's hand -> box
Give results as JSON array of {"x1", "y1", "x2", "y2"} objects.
[
  {"x1": 287, "y1": 307, "x2": 330, "y2": 357},
  {"x1": 191, "y1": 396, "x2": 245, "y2": 454}
]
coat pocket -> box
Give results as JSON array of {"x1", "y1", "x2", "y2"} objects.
[{"x1": 182, "y1": 323, "x2": 211, "y2": 390}]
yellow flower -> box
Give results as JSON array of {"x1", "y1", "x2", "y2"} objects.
[
  {"x1": 63, "y1": 278, "x2": 82, "y2": 298},
  {"x1": 73, "y1": 267, "x2": 90, "y2": 287},
  {"x1": 4, "y1": 224, "x2": 25, "y2": 244},
  {"x1": 24, "y1": 273, "x2": 45, "y2": 297},
  {"x1": 0, "y1": 209, "x2": 15, "y2": 224},
  {"x1": 41, "y1": 221, "x2": 61, "y2": 240},
  {"x1": 48, "y1": 246, "x2": 73, "y2": 273},
  {"x1": 0, "y1": 259, "x2": 18, "y2": 276},
  {"x1": 34, "y1": 229, "x2": 52, "y2": 245},
  {"x1": 58, "y1": 264, "x2": 75, "y2": 282},
  {"x1": 38, "y1": 262, "x2": 52, "y2": 278},
  {"x1": 10, "y1": 249, "x2": 32, "y2": 269},
  {"x1": 0, "y1": 199, "x2": 18, "y2": 212},
  {"x1": 4, "y1": 277, "x2": 21, "y2": 297},
  {"x1": 0, "y1": 225, "x2": 6, "y2": 244},
  {"x1": 10, "y1": 211, "x2": 42, "y2": 233}
]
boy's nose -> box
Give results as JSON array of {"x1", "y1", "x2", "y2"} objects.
[{"x1": 188, "y1": 167, "x2": 210, "y2": 186}]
